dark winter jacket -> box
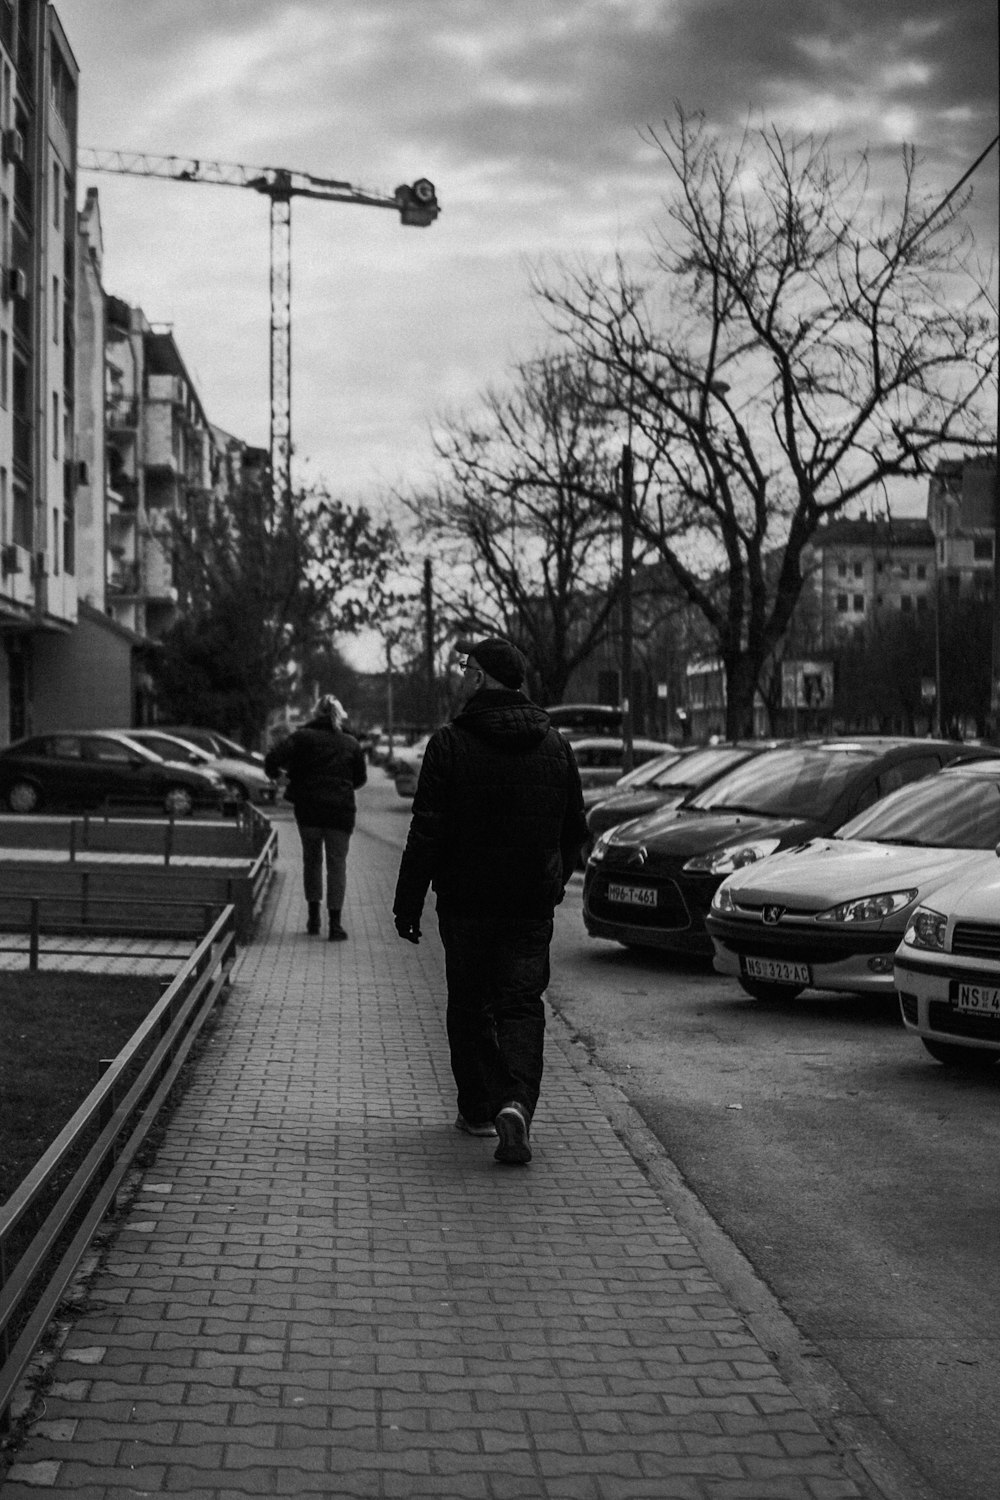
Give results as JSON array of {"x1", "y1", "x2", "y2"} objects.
[
  {"x1": 393, "y1": 688, "x2": 587, "y2": 922},
  {"x1": 264, "y1": 716, "x2": 367, "y2": 830}
]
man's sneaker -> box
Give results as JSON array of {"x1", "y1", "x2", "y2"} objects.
[
  {"x1": 454, "y1": 1115, "x2": 497, "y2": 1138},
  {"x1": 494, "y1": 1103, "x2": 531, "y2": 1165}
]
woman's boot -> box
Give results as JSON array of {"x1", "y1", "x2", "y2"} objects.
[
  {"x1": 306, "y1": 901, "x2": 321, "y2": 935},
  {"x1": 328, "y1": 908, "x2": 348, "y2": 941}
]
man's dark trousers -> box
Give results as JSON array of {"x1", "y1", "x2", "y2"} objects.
[{"x1": 437, "y1": 912, "x2": 552, "y2": 1126}]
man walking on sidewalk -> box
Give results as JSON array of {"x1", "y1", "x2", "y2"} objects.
[{"x1": 393, "y1": 638, "x2": 587, "y2": 1165}]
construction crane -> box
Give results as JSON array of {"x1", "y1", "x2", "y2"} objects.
[{"x1": 77, "y1": 149, "x2": 440, "y2": 502}]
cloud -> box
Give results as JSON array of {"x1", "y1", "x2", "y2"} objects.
[{"x1": 54, "y1": 0, "x2": 997, "y2": 501}]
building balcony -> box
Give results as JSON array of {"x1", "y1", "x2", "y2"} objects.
[{"x1": 107, "y1": 397, "x2": 139, "y2": 431}]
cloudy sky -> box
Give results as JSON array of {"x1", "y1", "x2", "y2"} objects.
[{"x1": 56, "y1": 0, "x2": 997, "y2": 519}]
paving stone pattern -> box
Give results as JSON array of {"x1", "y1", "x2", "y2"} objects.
[{"x1": 3, "y1": 814, "x2": 871, "y2": 1499}]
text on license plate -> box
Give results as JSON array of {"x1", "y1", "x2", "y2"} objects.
[
  {"x1": 741, "y1": 956, "x2": 811, "y2": 985},
  {"x1": 607, "y1": 882, "x2": 657, "y2": 907},
  {"x1": 954, "y1": 981, "x2": 1000, "y2": 1015}
]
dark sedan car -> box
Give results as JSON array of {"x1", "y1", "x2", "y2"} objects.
[
  {"x1": 585, "y1": 742, "x2": 783, "y2": 852},
  {"x1": 0, "y1": 730, "x2": 226, "y2": 815},
  {"x1": 583, "y1": 738, "x2": 988, "y2": 954}
]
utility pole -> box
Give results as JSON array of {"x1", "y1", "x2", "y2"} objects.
[
  {"x1": 423, "y1": 558, "x2": 435, "y2": 730},
  {"x1": 620, "y1": 443, "x2": 635, "y2": 774}
]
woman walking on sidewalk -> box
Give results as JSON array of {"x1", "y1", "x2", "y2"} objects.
[{"x1": 264, "y1": 696, "x2": 367, "y2": 940}]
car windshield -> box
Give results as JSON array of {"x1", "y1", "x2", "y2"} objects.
[
  {"x1": 837, "y1": 772, "x2": 1000, "y2": 848},
  {"x1": 137, "y1": 734, "x2": 207, "y2": 763},
  {"x1": 650, "y1": 745, "x2": 750, "y2": 792},
  {"x1": 686, "y1": 747, "x2": 878, "y2": 819},
  {"x1": 611, "y1": 751, "x2": 686, "y2": 791}
]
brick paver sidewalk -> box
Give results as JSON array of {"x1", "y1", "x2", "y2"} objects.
[{"x1": 3, "y1": 806, "x2": 875, "y2": 1499}]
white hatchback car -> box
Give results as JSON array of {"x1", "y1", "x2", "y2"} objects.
[{"x1": 895, "y1": 858, "x2": 1000, "y2": 1069}]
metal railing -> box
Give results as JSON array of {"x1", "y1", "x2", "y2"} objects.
[
  {"x1": 0, "y1": 892, "x2": 229, "y2": 968},
  {"x1": 0, "y1": 905, "x2": 237, "y2": 1428}
]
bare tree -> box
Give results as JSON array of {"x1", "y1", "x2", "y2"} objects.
[
  {"x1": 535, "y1": 109, "x2": 998, "y2": 736},
  {"x1": 403, "y1": 352, "x2": 650, "y2": 705}
]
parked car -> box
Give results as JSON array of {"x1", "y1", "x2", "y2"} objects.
[
  {"x1": 0, "y1": 730, "x2": 226, "y2": 815},
  {"x1": 393, "y1": 734, "x2": 434, "y2": 798},
  {"x1": 706, "y1": 757, "x2": 1000, "y2": 1000},
  {"x1": 567, "y1": 737, "x2": 675, "y2": 792},
  {"x1": 120, "y1": 728, "x2": 278, "y2": 805},
  {"x1": 583, "y1": 738, "x2": 988, "y2": 955},
  {"x1": 895, "y1": 854, "x2": 1000, "y2": 1069},
  {"x1": 154, "y1": 725, "x2": 266, "y2": 768},
  {"x1": 585, "y1": 742, "x2": 780, "y2": 846},
  {"x1": 545, "y1": 703, "x2": 622, "y2": 738}
]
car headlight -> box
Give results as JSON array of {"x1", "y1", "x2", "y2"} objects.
[
  {"x1": 711, "y1": 883, "x2": 736, "y2": 913},
  {"x1": 684, "y1": 838, "x2": 782, "y2": 875},
  {"x1": 589, "y1": 829, "x2": 617, "y2": 864},
  {"x1": 815, "y1": 889, "x2": 918, "y2": 924},
  {"x1": 903, "y1": 905, "x2": 948, "y2": 951}
]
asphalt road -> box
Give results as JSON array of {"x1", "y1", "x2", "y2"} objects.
[
  {"x1": 546, "y1": 885, "x2": 1000, "y2": 1500},
  {"x1": 358, "y1": 770, "x2": 1000, "y2": 1500}
]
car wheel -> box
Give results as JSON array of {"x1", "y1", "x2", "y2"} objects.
[
  {"x1": 7, "y1": 779, "x2": 41, "y2": 814},
  {"x1": 738, "y1": 979, "x2": 805, "y2": 1002},
  {"x1": 921, "y1": 1038, "x2": 999, "y2": 1069},
  {"x1": 164, "y1": 785, "x2": 195, "y2": 817}
]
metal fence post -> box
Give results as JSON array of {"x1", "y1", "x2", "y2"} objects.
[{"x1": 28, "y1": 899, "x2": 40, "y2": 971}]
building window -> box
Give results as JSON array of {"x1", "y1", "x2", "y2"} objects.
[
  {"x1": 974, "y1": 537, "x2": 995, "y2": 562},
  {"x1": 52, "y1": 276, "x2": 59, "y2": 341},
  {"x1": 12, "y1": 481, "x2": 30, "y2": 547},
  {"x1": 53, "y1": 162, "x2": 60, "y2": 229},
  {"x1": 853, "y1": 561, "x2": 863, "y2": 578},
  {"x1": 900, "y1": 594, "x2": 913, "y2": 612},
  {"x1": 916, "y1": 564, "x2": 927, "y2": 580},
  {"x1": 837, "y1": 562, "x2": 847, "y2": 579},
  {"x1": 899, "y1": 564, "x2": 910, "y2": 580},
  {"x1": 0, "y1": 330, "x2": 7, "y2": 409},
  {"x1": 51, "y1": 507, "x2": 59, "y2": 574},
  {"x1": 64, "y1": 491, "x2": 75, "y2": 574},
  {"x1": 0, "y1": 467, "x2": 6, "y2": 542},
  {"x1": 916, "y1": 594, "x2": 928, "y2": 614},
  {"x1": 52, "y1": 392, "x2": 59, "y2": 457},
  {"x1": 853, "y1": 594, "x2": 864, "y2": 612},
  {"x1": 836, "y1": 593, "x2": 848, "y2": 612}
]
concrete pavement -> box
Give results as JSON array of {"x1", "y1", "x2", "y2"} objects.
[{"x1": 2, "y1": 790, "x2": 878, "y2": 1499}]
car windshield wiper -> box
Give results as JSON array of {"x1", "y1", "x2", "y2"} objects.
[{"x1": 697, "y1": 802, "x2": 767, "y2": 816}]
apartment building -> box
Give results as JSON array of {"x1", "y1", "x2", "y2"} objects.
[
  {"x1": 927, "y1": 455, "x2": 997, "y2": 599},
  {"x1": 0, "y1": 1, "x2": 86, "y2": 741},
  {"x1": 799, "y1": 516, "x2": 938, "y2": 649}
]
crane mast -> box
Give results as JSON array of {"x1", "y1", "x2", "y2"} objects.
[{"x1": 77, "y1": 149, "x2": 439, "y2": 503}]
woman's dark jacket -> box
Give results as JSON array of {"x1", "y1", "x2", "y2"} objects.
[
  {"x1": 393, "y1": 688, "x2": 587, "y2": 923},
  {"x1": 264, "y1": 717, "x2": 367, "y2": 830}
]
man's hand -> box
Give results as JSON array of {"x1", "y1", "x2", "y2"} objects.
[{"x1": 394, "y1": 915, "x2": 422, "y2": 944}]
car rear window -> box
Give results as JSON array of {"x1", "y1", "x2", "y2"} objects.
[
  {"x1": 837, "y1": 772, "x2": 1000, "y2": 848},
  {"x1": 687, "y1": 747, "x2": 878, "y2": 819}
]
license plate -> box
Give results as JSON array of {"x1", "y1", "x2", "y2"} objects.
[
  {"x1": 953, "y1": 981, "x2": 1000, "y2": 1015},
  {"x1": 741, "y1": 956, "x2": 811, "y2": 985},
  {"x1": 607, "y1": 882, "x2": 657, "y2": 907}
]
